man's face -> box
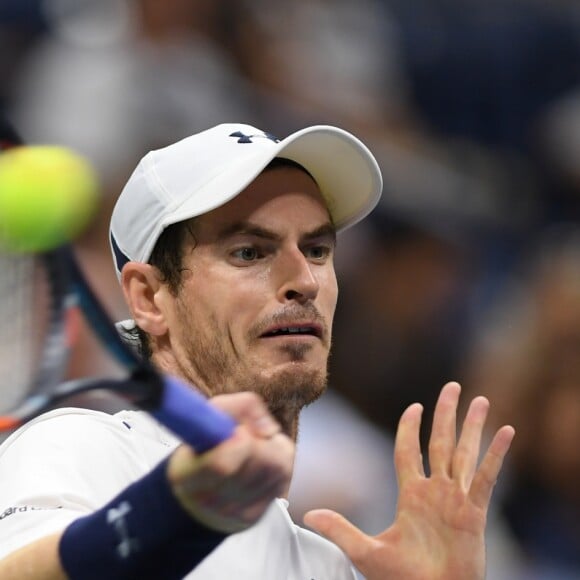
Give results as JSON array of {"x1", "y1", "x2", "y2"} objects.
[{"x1": 160, "y1": 166, "x2": 338, "y2": 433}]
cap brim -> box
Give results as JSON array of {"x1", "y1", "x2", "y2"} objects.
[
  {"x1": 275, "y1": 125, "x2": 383, "y2": 230},
  {"x1": 164, "y1": 125, "x2": 382, "y2": 235}
]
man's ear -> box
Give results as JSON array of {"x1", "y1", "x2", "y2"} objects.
[{"x1": 120, "y1": 262, "x2": 168, "y2": 336}]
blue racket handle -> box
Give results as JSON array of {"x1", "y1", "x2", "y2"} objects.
[{"x1": 152, "y1": 376, "x2": 236, "y2": 452}]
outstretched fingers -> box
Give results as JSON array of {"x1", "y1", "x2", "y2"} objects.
[
  {"x1": 428, "y1": 382, "x2": 461, "y2": 477},
  {"x1": 469, "y1": 425, "x2": 515, "y2": 509},
  {"x1": 395, "y1": 382, "x2": 515, "y2": 513},
  {"x1": 393, "y1": 402, "x2": 425, "y2": 488},
  {"x1": 452, "y1": 396, "x2": 490, "y2": 489}
]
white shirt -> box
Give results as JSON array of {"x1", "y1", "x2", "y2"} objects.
[{"x1": 0, "y1": 408, "x2": 356, "y2": 579}]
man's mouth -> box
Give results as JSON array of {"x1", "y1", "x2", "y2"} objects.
[{"x1": 260, "y1": 324, "x2": 322, "y2": 339}]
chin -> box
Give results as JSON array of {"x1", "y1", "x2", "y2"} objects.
[
  {"x1": 266, "y1": 341, "x2": 329, "y2": 366},
  {"x1": 264, "y1": 357, "x2": 326, "y2": 380},
  {"x1": 258, "y1": 364, "x2": 327, "y2": 404}
]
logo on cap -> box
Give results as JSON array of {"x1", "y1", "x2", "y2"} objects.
[{"x1": 229, "y1": 131, "x2": 280, "y2": 144}]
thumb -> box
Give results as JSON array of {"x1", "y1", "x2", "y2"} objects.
[{"x1": 304, "y1": 509, "x2": 371, "y2": 563}]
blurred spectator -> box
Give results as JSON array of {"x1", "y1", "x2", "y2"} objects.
[
  {"x1": 232, "y1": 0, "x2": 409, "y2": 132},
  {"x1": 539, "y1": 86, "x2": 580, "y2": 225},
  {"x1": 386, "y1": 0, "x2": 580, "y2": 235},
  {"x1": 387, "y1": 0, "x2": 580, "y2": 152},
  {"x1": 0, "y1": 0, "x2": 49, "y2": 110},
  {"x1": 460, "y1": 224, "x2": 580, "y2": 578}
]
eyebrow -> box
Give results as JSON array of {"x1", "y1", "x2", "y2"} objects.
[{"x1": 216, "y1": 221, "x2": 337, "y2": 245}]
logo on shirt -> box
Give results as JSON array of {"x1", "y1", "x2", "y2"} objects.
[{"x1": 0, "y1": 505, "x2": 63, "y2": 521}]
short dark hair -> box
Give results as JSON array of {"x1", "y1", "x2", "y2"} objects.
[
  {"x1": 129, "y1": 157, "x2": 316, "y2": 359},
  {"x1": 131, "y1": 219, "x2": 195, "y2": 359}
]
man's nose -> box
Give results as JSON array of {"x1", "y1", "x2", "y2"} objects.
[{"x1": 275, "y1": 249, "x2": 319, "y2": 304}]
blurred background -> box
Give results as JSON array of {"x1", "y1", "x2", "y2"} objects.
[{"x1": 2, "y1": 0, "x2": 580, "y2": 577}]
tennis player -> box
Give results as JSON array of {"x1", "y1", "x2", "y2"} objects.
[{"x1": 0, "y1": 123, "x2": 514, "y2": 579}]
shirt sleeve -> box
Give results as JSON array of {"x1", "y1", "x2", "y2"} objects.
[{"x1": 0, "y1": 408, "x2": 161, "y2": 558}]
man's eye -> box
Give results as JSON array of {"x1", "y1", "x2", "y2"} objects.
[
  {"x1": 306, "y1": 246, "x2": 331, "y2": 260},
  {"x1": 232, "y1": 247, "x2": 260, "y2": 261}
]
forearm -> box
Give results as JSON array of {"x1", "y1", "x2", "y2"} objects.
[
  {"x1": 0, "y1": 457, "x2": 226, "y2": 580},
  {"x1": 0, "y1": 533, "x2": 67, "y2": 580},
  {"x1": 59, "y1": 456, "x2": 226, "y2": 580}
]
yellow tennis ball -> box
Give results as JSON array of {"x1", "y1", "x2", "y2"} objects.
[{"x1": 0, "y1": 145, "x2": 100, "y2": 252}]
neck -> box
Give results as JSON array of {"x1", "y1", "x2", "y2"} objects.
[
  {"x1": 269, "y1": 404, "x2": 301, "y2": 441},
  {"x1": 151, "y1": 347, "x2": 212, "y2": 398}
]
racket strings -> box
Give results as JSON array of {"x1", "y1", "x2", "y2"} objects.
[{"x1": 0, "y1": 252, "x2": 40, "y2": 412}]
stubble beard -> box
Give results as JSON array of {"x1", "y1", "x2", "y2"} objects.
[
  {"x1": 248, "y1": 351, "x2": 328, "y2": 438},
  {"x1": 176, "y1": 314, "x2": 328, "y2": 437}
]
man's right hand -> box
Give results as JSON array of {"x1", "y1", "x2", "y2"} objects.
[{"x1": 167, "y1": 391, "x2": 294, "y2": 533}]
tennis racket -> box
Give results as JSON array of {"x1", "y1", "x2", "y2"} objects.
[{"x1": 0, "y1": 136, "x2": 236, "y2": 452}]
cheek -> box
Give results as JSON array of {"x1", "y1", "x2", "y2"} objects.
[
  {"x1": 175, "y1": 277, "x2": 226, "y2": 330},
  {"x1": 320, "y1": 270, "x2": 339, "y2": 321},
  {"x1": 187, "y1": 277, "x2": 261, "y2": 337},
  {"x1": 325, "y1": 267, "x2": 339, "y2": 304}
]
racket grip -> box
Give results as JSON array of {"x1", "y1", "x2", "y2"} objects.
[{"x1": 152, "y1": 376, "x2": 236, "y2": 452}]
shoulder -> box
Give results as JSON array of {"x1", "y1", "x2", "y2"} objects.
[
  {"x1": 0, "y1": 407, "x2": 177, "y2": 475},
  {"x1": 0, "y1": 408, "x2": 181, "y2": 518},
  {"x1": 0, "y1": 408, "x2": 122, "y2": 450},
  {"x1": 0, "y1": 408, "x2": 132, "y2": 456}
]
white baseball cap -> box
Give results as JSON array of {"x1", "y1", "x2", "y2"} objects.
[{"x1": 110, "y1": 123, "x2": 383, "y2": 276}]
